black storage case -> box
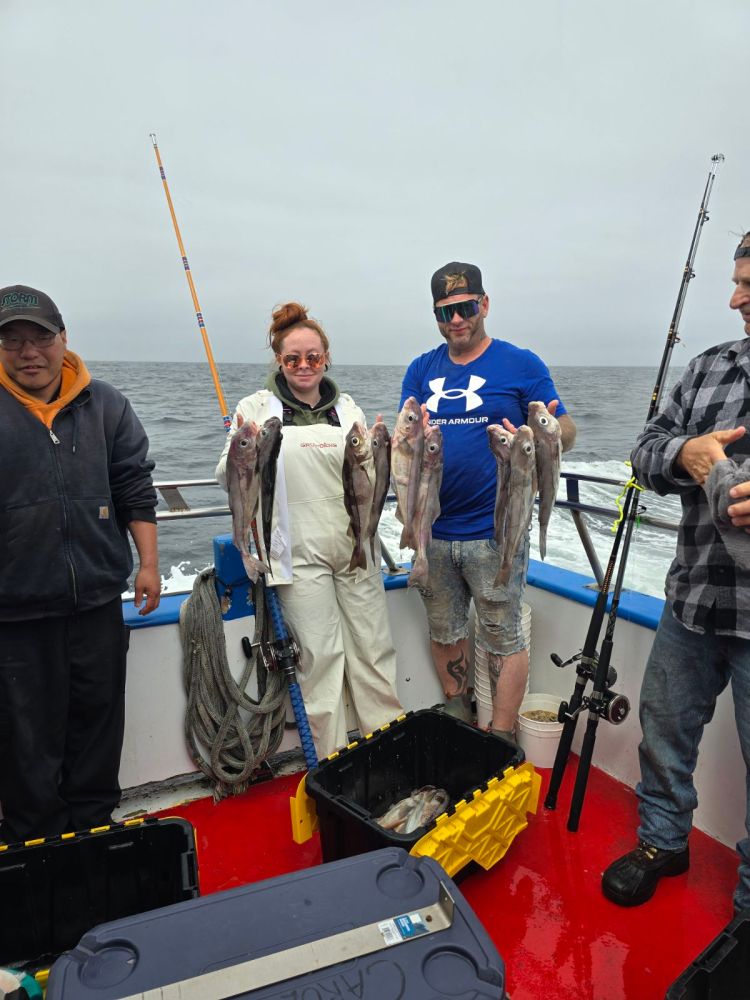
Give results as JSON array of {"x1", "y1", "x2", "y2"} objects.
[
  {"x1": 46, "y1": 847, "x2": 507, "y2": 999},
  {"x1": 666, "y1": 909, "x2": 750, "y2": 999},
  {"x1": 306, "y1": 708, "x2": 524, "y2": 863},
  {"x1": 0, "y1": 816, "x2": 198, "y2": 975}
]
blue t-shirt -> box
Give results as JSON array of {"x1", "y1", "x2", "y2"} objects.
[{"x1": 399, "y1": 339, "x2": 567, "y2": 540}]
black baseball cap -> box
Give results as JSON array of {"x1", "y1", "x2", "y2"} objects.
[
  {"x1": 0, "y1": 285, "x2": 64, "y2": 334},
  {"x1": 734, "y1": 233, "x2": 750, "y2": 261},
  {"x1": 431, "y1": 262, "x2": 485, "y2": 305}
]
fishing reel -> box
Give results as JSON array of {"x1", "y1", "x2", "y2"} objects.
[
  {"x1": 550, "y1": 650, "x2": 630, "y2": 726},
  {"x1": 242, "y1": 635, "x2": 301, "y2": 677}
]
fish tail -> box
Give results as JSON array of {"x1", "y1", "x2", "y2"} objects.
[
  {"x1": 408, "y1": 554, "x2": 428, "y2": 588},
  {"x1": 494, "y1": 562, "x2": 511, "y2": 588},
  {"x1": 539, "y1": 525, "x2": 547, "y2": 561},
  {"x1": 399, "y1": 525, "x2": 415, "y2": 549},
  {"x1": 349, "y1": 545, "x2": 367, "y2": 573}
]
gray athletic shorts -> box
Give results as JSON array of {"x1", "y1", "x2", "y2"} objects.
[{"x1": 417, "y1": 533, "x2": 529, "y2": 656}]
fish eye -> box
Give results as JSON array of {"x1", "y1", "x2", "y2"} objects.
[
  {"x1": 351, "y1": 435, "x2": 360, "y2": 446},
  {"x1": 239, "y1": 439, "x2": 248, "y2": 447},
  {"x1": 523, "y1": 443, "x2": 533, "y2": 455},
  {"x1": 499, "y1": 434, "x2": 509, "y2": 444},
  {"x1": 428, "y1": 442, "x2": 438, "y2": 452},
  {"x1": 539, "y1": 416, "x2": 549, "y2": 426},
  {"x1": 407, "y1": 413, "x2": 417, "y2": 423}
]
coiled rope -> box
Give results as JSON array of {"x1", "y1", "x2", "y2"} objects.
[{"x1": 180, "y1": 568, "x2": 287, "y2": 800}]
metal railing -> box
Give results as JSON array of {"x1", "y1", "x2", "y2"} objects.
[{"x1": 153, "y1": 472, "x2": 679, "y2": 588}]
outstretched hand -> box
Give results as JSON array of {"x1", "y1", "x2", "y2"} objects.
[{"x1": 676, "y1": 426, "x2": 746, "y2": 486}]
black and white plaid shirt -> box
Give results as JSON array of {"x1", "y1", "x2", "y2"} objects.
[{"x1": 632, "y1": 337, "x2": 750, "y2": 638}]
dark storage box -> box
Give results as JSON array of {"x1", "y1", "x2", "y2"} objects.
[
  {"x1": 0, "y1": 817, "x2": 198, "y2": 975},
  {"x1": 306, "y1": 708, "x2": 525, "y2": 863},
  {"x1": 666, "y1": 909, "x2": 750, "y2": 999},
  {"x1": 46, "y1": 847, "x2": 506, "y2": 999}
]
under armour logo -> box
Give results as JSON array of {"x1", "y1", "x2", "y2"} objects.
[{"x1": 426, "y1": 375, "x2": 486, "y2": 412}]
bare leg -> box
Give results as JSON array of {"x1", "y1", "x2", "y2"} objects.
[
  {"x1": 430, "y1": 639, "x2": 469, "y2": 698},
  {"x1": 488, "y1": 649, "x2": 529, "y2": 732}
]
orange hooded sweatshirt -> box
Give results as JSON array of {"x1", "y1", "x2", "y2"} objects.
[{"x1": 0, "y1": 351, "x2": 91, "y2": 428}]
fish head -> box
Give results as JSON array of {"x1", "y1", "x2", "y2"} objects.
[
  {"x1": 228, "y1": 420, "x2": 261, "y2": 470},
  {"x1": 511, "y1": 425, "x2": 536, "y2": 471},
  {"x1": 393, "y1": 396, "x2": 423, "y2": 449},
  {"x1": 487, "y1": 424, "x2": 514, "y2": 462},
  {"x1": 369, "y1": 421, "x2": 390, "y2": 453},
  {"x1": 345, "y1": 421, "x2": 372, "y2": 465},
  {"x1": 422, "y1": 424, "x2": 444, "y2": 470},
  {"x1": 527, "y1": 401, "x2": 561, "y2": 442},
  {"x1": 257, "y1": 416, "x2": 283, "y2": 463}
]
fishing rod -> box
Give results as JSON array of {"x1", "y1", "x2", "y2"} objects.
[
  {"x1": 149, "y1": 133, "x2": 231, "y2": 431},
  {"x1": 149, "y1": 133, "x2": 318, "y2": 769},
  {"x1": 544, "y1": 152, "x2": 725, "y2": 831}
]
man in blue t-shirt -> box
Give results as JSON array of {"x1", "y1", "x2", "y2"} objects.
[{"x1": 400, "y1": 261, "x2": 576, "y2": 740}]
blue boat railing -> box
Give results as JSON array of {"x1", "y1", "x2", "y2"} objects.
[{"x1": 152, "y1": 472, "x2": 679, "y2": 590}]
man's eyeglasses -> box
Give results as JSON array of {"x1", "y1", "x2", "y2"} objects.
[
  {"x1": 280, "y1": 352, "x2": 326, "y2": 371},
  {"x1": 0, "y1": 330, "x2": 58, "y2": 351},
  {"x1": 433, "y1": 298, "x2": 483, "y2": 324}
]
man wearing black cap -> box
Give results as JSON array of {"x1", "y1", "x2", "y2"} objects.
[
  {"x1": 602, "y1": 234, "x2": 750, "y2": 915},
  {"x1": 0, "y1": 285, "x2": 160, "y2": 842},
  {"x1": 400, "y1": 263, "x2": 576, "y2": 739}
]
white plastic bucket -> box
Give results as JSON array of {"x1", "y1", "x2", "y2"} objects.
[
  {"x1": 516, "y1": 693, "x2": 563, "y2": 768},
  {"x1": 473, "y1": 603, "x2": 532, "y2": 729}
]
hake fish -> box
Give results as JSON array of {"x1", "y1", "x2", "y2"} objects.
[
  {"x1": 342, "y1": 421, "x2": 374, "y2": 572},
  {"x1": 375, "y1": 786, "x2": 450, "y2": 834},
  {"x1": 256, "y1": 416, "x2": 283, "y2": 572},
  {"x1": 527, "y1": 401, "x2": 562, "y2": 560},
  {"x1": 391, "y1": 397, "x2": 424, "y2": 550},
  {"x1": 367, "y1": 419, "x2": 391, "y2": 561},
  {"x1": 495, "y1": 425, "x2": 537, "y2": 587},
  {"x1": 487, "y1": 424, "x2": 514, "y2": 557},
  {"x1": 408, "y1": 424, "x2": 443, "y2": 588},
  {"x1": 226, "y1": 417, "x2": 269, "y2": 582}
]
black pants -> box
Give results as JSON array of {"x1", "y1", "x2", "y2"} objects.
[{"x1": 0, "y1": 598, "x2": 129, "y2": 841}]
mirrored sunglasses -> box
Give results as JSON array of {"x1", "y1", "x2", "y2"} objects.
[
  {"x1": 0, "y1": 330, "x2": 58, "y2": 351},
  {"x1": 433, "y1": 298, "x2": 482, "y2": 324},
  {"x1": 280, "y1": 352, "x2": 326, "y2": 371}
]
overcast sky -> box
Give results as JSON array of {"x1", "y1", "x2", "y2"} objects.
[{"x1": 2, "y1": 1, "x2": 748, "y2": 367}]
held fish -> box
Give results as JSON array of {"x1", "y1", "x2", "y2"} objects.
[
  {"x1": 408, "y1": 424, "x2": 443, "y2": 588},
  {"x1": 487, "y1": 424, "x2": 515, "y2": 558},
  {"x1": 256, "y1": 416, "x2": 283, "y2": 572},
  {"x1": 391, "y1": 397, "x2": 424, "y2": 550},
  {"x1": 367, "y1": 419, "x2": 391, "y2": 561},
  {"x1": 495, "y1": 425, "x2": 537, "y2": 587},
  {"x1": 226, "y1": 418, "x2": 269, "y2": 582},
  {"x1": 342, "y1": 421, "x2": 374, "y2": 572},
  {"x1": 527, "y1": 401, "x2": 562, "y2": 560}
]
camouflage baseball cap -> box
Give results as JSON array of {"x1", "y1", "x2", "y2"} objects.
[
  {"x1": 0, "y1": 284, "x2": 64, "y2": 334},
  {"x1": 430, "y1": 262, "x2": 485, "y2": 305}
]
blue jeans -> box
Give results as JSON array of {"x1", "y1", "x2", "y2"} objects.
[{"x1": 637, "y1": 603, "x2": 750, "y2": 911}]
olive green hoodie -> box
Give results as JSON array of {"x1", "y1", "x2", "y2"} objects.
[{"x1": 264, "y1": 370, "x2": 341, "y2": 426}]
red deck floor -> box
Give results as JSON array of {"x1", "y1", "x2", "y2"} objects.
[{"x1": 158, "y1": 761, "x2": 737, "y2": 1000}]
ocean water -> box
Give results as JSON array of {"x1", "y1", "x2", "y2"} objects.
[{"x1": 89, "y1": 361, "x2": 684, "y2": 600}]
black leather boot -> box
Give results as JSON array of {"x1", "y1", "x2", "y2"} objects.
[{"x1": 602, "y1": 841, "x2": 690, "y2": 906}]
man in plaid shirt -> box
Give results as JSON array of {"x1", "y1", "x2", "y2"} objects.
[{"x1": 602, "y1": 232, "x2": 750, "y2": 913}]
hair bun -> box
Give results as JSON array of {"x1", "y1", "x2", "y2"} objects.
[{"x1": 270, "y1": 301, "x2": 308, "y2": 335}]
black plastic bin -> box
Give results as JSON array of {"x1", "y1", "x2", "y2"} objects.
[
  {"x1": 46, "y1": 847, "x2": 507, "y2": 999},
  {"x1": 306, "y1": 708, "x2": 524, "y2": 863},
  {"x1": 666, "y1": 909, "x2": 750, "y2": 999},
  {"x1": 0, "y1": 816, "x2": 198, "y2": 975}
]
